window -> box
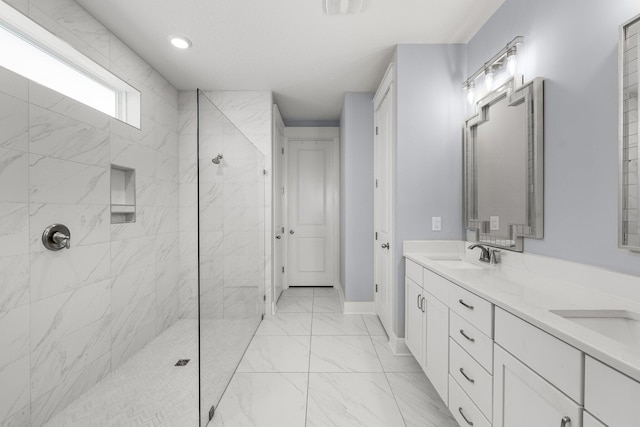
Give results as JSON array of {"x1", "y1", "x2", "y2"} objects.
[{"x1": 0, "y1": 2, "x2": 140, "y2": 128}]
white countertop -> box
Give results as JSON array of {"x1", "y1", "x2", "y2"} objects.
[{"x1": 403, "y1": 240, "x2": 640, "y2": 383}]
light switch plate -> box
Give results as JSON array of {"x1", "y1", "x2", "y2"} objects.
[
  {"x1": 490, "y1": 216, "x2": 499, "y2": 231},
  {"x1": 432, "y1": 216, "x2": 442, "y2": 231}
]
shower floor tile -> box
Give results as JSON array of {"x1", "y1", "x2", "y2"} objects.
[{"x1": 44, "y1": 318, "x2": 258, "y2": 427}]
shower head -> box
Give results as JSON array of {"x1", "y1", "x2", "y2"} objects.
[{"x1": 212, "y1": 154, "x2": 223, "y2": 165}]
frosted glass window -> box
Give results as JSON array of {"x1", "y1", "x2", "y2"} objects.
[{"x1": 0, "y1": 2, "x2": 140, "y2": 128}]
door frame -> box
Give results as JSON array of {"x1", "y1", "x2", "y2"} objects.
[
  {"x1": 373, "y1": 64, "x2": 397, "y2": 344},
  {"x1": 282, "y1": 127, "x2": 340, "y2": 292}
]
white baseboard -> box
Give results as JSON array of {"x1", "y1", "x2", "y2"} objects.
[
  {"x1": 343, "y1": 301, "x2": 375, "y2": 314},
  {"x1": 387, "y1": 331, "x2": 410, "y2": 356}
]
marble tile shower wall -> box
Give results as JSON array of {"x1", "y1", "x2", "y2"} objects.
[
  {"x1": 0, "y1": 0, "x2": 180, "y2": 425},
  {"x1": 178, "y1": 91, "x2": 273, "y2": 319}
]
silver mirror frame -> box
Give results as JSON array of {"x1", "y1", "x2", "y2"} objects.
[
  {"x1": 619, "y1": 14, "x2": 640, "y2": 250},
  {"x1": 463, "y1": 77, "x2": 545, "y2": 252}
]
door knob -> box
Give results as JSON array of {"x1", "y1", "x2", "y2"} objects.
[
  {"x1": 275, "y1": 235, "x2": 282, "y2": 240},
  {"x1": 381, "y1": 243, "x2": 390, "y2": 249},
  {"x1": 290, "y1": 230, "x2": 295, "y2": 234}
]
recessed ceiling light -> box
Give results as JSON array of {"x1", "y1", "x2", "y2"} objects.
[{"x1": 170, "y1": 36, "x2": 192, "y2": 49}]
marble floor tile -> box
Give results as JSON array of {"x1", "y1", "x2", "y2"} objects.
[
  {"x1": 363, "y1": 314, "x2": 387, "y2": 336},
  {"x1": 277, "y1": 297, "x2": 313, "y2": 313},
  {"x1": 210, "y1": 373, "x2": 308, "y2": 427},
  {"x1": 281, "y1": 287, "x2": 314, "y2": 297},
  {"x1": 310, "y1": 336, "x2": 382, "y2": 373},
  {"x1": 312, "y1": 313, "x2": 367, "y2": 336},
  {"x1": 313, "y1": 287, "x2": 338, "y2": 297},
  {"x1": 387, "y1": 372, "x2": 457, "y2": 427},
  {"x1": 236, "y1": 335, "x2": 310, "y2": 373},
  {"x1": 313, "y1": 296, "x2": 342, "y2": 313},
  {"x1": 371, "y1": 335, "x2": 422, "y2": 373},
  {"x1": 255, "y1": 313, "x2": 312, "y2": 336},
  {"x1": 306, "y1": 372, "x2": 405, "y2": 427}
]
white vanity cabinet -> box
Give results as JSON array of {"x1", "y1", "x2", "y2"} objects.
[
  {"x1": 494, "y1": 308, "x2": 583, "y2": 427},
  {"x1": 404, "y1": 275, "x2": 425, "y2": 364},
  {"x1": 404, "y1": 260, "x2": 450, "y2": 401},
  {"x1": 583, "y1": 412, "x2": 606, "y2": 427},
  {"x1": 585, "y1": 356, "x2": 640, "y2": 427},
  {"x1": 493, "y1": 345, "x2": 582, "y2": 427}
]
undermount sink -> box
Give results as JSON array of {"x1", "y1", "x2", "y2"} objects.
[
  {"x1": 433, "y1": 259, "x2": 484, "y2": 270},
  {"x1": 551, "y1": 309, "x2": 640, "y2": 350}
]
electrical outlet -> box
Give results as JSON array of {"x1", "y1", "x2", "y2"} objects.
[
  {"x1": 432, "y1": 216, "x2": 442, "y2": 231},
  {"x1": 490, "y1": 216, "x2": 500, "y2": 231}
]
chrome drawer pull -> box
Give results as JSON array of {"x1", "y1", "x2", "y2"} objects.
[
  {"x1": 459, "y1": 367, "x2": 475, "y2": 383},
  {"x1": 459, "y1": 329, "x2": 475, "y2": 343},
  {"x1": 421, "y1": 297, "x2": 425, "y2": 313},
  {"x1": 459, "y1": 299, "x2": 474, "y2": 310},
  {"x1": 458, "y1": 407, "x2": 474, "y2": 426},
  {"x1": 561, "y1": 416, "x2": 571, "y2": 427},
  {"x1": 417, "y1": 294, "x2": 422, "y2": 309}
]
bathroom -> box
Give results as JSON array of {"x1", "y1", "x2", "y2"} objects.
[{"x1": 0, "y1": 0, "x2": 638, "y2": 426}]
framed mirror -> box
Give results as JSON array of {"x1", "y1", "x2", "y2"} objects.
[
  {"x1": 463, "y1": 77, "x2": 544, "y2": 252},
  {"x1": 620, "y1": 15, "x2": 640, "y2": 250}
]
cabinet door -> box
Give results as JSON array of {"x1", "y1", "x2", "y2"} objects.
[
  {"x1": 404, "y1": 277, "x2": 423, "y2": 365},
  {"x1": 493, "y1": 345, "x2": 581, "y2": 427},
  {"x1": 425, "y1": 293, "x2": 449, "y2": 402}
]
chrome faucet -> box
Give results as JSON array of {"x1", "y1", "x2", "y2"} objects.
[{"x1": 468, "y1": 243, "x2": 500, "y2": 264}]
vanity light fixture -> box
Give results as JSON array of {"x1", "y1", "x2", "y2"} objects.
[
  {"x1": 484, "y1": 66, "x2": 495, "y2": 91},
  {"x1": 464, "y1": 36, "x2": 523, "y2": 102},
  {"x1": 323, "y1": 0, "x2": 363, "y2": 15},
  {"x1": 170, "y1": 36, "x2": 192, "y2": 49},
  {"x1": 506, "y1": 46, "x2": 518, "y2": 76},
  {"x1": 466, "y1": 81, "x2": 476, "y2": 104}
]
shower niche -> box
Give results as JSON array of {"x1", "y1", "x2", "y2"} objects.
[{"x1": 110, "y1": 164, "x2": 136, "y2": 223}]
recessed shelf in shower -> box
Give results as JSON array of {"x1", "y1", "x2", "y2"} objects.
[{"x1": 110, "y1": 164, "x2": 136, "y2": 224}]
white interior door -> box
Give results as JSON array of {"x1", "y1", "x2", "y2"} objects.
[
  {"x1": 272, "y1": 106, "x2": 285, "y2": 305},
  {"x1": 287, "y1": 139, "x2": 336, "y2": 287},
  {"x1": 374, "y1": 84, "x2": 393, "y2": 334}
]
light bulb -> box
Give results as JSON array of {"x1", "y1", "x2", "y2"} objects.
[
  {"x1": 466, "y1": 82, "x2": 475, "y2": 104},
  {"x1": 170, "y1": 36, "x2": 192, "y2": 49},
  {"x1": 506, "y1": 48, "x2": 517, "y2": 76},
  {"x1": 484, "y1": 67, "x2": 494, "y2": 91}
]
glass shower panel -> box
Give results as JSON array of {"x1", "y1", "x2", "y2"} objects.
[{"x1": 197, "y1": 90, "x2": 265, "y2": 426}]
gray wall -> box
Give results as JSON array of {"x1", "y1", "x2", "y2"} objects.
[
  {"x1": 468, "y1": 0, "x2": 640, "y2": 275},
  {"x1": 339, "y1": 93, "x2": 375, "y2": 301},
  {"x1": 393, "y1": 44, "x2": 466, "y2": 336}
]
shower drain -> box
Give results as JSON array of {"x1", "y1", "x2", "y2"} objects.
[{"x1": 174, "y1": 359, "x2": 190, "y2": 366}]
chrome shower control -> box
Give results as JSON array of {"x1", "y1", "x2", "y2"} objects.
[{"x1": 42, "y1": 224, "x2": 71, "y2": 251}]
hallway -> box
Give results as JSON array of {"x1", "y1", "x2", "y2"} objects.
[{"x1": 210, "y1": 287, "x2": 457, "y2": 426}]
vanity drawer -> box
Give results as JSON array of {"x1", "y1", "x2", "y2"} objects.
[
  {"x1": 449, "y1": 284, "x2": 493, "y2": 337},
  {"x1": 449, "y1": 375, "x2": 491, "y2": 427},
  {"x1": 423, "y1": 268, "x2": 450, "y2": 304},
  {"x1": 405, "y1": 259, "x2": 423, "y2": 286},
  {"x1": 495, "y1": 308, "x2": 583, "y2": 404},
  {"x1": 585, "y1": 356, "x2": 640, "y2": 427},
  {"x1": 450, "y1": 339, "x2": 493, "y2": 420},
  {"x1": 450, "y1": 310, "x2": 493, "y2": 373}
]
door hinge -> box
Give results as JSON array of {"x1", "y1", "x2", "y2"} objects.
[
  {"x1": 263, "y1": 294, "x2": 266, "y2": 301},
  {"x1": 375, "y1": 231, "x2": 378, "y2": 240},
  {"x1": 375, "y1": 179, "x2": 378, "y2": 188},
  {"x1": 281, "y1": 187, "x2": 285, "y2": 195},
  {"x1": 375, "y1": 126, "x2": 378, "y2": 135},
  {"x1": 281, "y1": 147, "x2": 284, "y2": 154},
  {"x1": 281, "y1": 227, "x2": 285, "y2": 233},
  {"x1": 263, "y1": 169, "x2": 267, "y2": 175},
  {"x1": 282, "y1": 266, "x2": 285, "y2": 273},
  {"x1": 375, "y1": 284, "x2": 378, "y2": 292}
]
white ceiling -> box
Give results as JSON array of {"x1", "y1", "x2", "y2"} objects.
[{"x1": 75, "y1": 0, "x2": 505, "y2": 122}]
